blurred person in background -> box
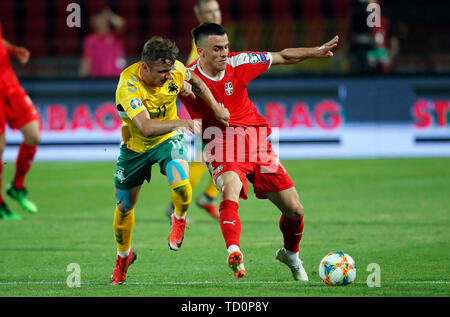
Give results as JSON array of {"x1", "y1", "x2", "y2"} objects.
[
  {"x1": 366, "y1": 0, "x2": 399, "y2": 73},
  {"x1": 79, "y1": 7, "x2": 127, "y2": 78},
  {"x1": 165, "y1": 0, "x2": 223, "y2": 220},
  {"x1": 347, "y1": 0, "x2": 399, "y2": 74},
  {"x1": 0, "y1": 23, "x2": 40, "y2": 220}
]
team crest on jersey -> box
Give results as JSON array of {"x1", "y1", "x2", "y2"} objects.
[
  {"x1": 225, "y1": 82, "x2": 234, "y2": 96},
  {"x1": 168, "y1": 81, "x2": 179, "y2": 94},
  {"x1": 130, "y1": 97, "x2": 143, "y2": 110},
  {"x1": 247, "y1": 52, "x2": 260, "y2": 64}
]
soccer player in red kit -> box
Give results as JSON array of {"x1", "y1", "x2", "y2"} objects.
[
  {"x1": 179, "y1": 23, "x2": 338, "y2": 280},
  {"x1": 0, "y1": 23, "x2": 40, "y2": 220}
]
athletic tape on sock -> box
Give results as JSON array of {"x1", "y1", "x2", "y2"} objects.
[
  {"x1": 116, "y1": 189, "x2": 131, "y2": 211},
  {"x1": 167, "y1": 160, "x2": 188, "y2": 183}
]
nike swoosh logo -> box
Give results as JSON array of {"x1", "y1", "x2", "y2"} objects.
[
  {"x1": 294, "y1": 232, "x2": 303, "y2": 236},
  {"x1": 176, "y1": 236, "x2": 184, "y2": 248}
]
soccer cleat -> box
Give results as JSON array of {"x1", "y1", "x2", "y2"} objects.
[
  {"x1": 6, "y1": 183, "x2": 38, "y2": 214},
  {"x1": 0, "y1": 202, "x2": 22, "y2": 220},
  {"x1": 168, "y1": 214, "x2": 186, "y2": 251},
  {"x1": 110, "y1": 248, "x2": 137, "y2": 285},
  {"x1": 196, "y1": 193, "x2": 218, "y2": 219},
  {"x1": 227, "y1": 250, "x2": 246, "y2": 279},
  {"x1": 276, "y1": 248, "x2": 309, "y2": 281}
]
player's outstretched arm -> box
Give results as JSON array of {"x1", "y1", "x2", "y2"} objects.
[
  {"x1": 2, "y1": 39, "x2": 30, "y2": 64},
  {"x1": 187, "y1": 72, "x2": 230, "y2": 127},
  {"x1": 271, "y1": 35, "x2": 339, "y2": 66},
  {"x1": 101, "y1": 7, "x2": 126, "y2": 33},
  {"x1": 132, "y1": 110, "x2": 195, "y2": 137}
]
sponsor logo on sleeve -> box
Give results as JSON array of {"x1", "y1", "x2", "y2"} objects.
[
  {"x1": 130, "y1": 97, "x2": 143, "y2": 110},
  {"x1": 247, "y1": 52, "x2": 261, "y2": 64},
  {"x1": 258, "y1": 52, "x2": 268, "y2": 65}
]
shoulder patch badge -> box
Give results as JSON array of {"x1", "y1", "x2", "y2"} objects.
[
  {"x1": 130, "y1": 97, "x2": 143, "y2": 110},
  {"x1": 258, "y1": 52, "x2": 268, "y2": 65},
  {"x1": 247, "y1": 52, "x2": 260, "y2": 64}
]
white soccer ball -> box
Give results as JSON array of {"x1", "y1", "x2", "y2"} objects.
[{"x1": 318, "y1": 251, "x2": 357, "y2": 286}]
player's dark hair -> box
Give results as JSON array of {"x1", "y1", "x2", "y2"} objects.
[
  {"x1": 192, "y1": 22, "x2": 227, "y2": 46},
  {"x1": 141, "y1": 36, "x2": 179, "y2": 67}
]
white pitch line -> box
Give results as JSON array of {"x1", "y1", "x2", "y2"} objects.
[
  {"x1": 0, "y1": 281, "x2": 296, "y2": 286},
  {"x1": 0, "y1": 280, "x2": 449, "y2": 286}
]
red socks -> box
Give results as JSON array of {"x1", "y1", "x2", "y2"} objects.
[
  {"x1": 13, "y1": 143, "x2": 37, "y2": 189},
  {"x1": 279, "y1": 214, "x2": 304, "y2": 253},
  {"x1": 219, "y1": 199, "x2": 304, "y2": 254},
  {"x1": 219, "y1": 200, "x2": 241, "y2": 248}
]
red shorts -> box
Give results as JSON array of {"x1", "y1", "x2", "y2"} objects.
[
  {"x1": 207, "y1": 141, "x2": 294, "y2": 200},
  {"x1": 0, "y1": 85, "x2": 39, "y2": 134}
]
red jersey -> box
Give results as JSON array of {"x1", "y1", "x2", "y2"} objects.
[
  {"x1": 0, "y1": 23, "x2": 9, "y2": 67},
  {"x1": 180, "y1": 51, "x2": 272, "y2": 130},
  {"x1": 0, "y1": 23, "x2": 21, "y2": 94},
  {"x1": 179, "y1": 51, "x2": 274, "y2": 163}
]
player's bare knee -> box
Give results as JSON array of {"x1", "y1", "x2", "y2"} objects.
[
  {"x1": 217, "y1": 172, "x2": 242, "y2": 201},
  {"x1": 24, "y1": 133, "x2": 40, "y2": 146},
  {"x1": 0, "y1": 135, "x2": 6, "y2": 155},
  {"x1": 221, "y1": 182, "x2": 240, "y2": 201},
  {"x1": 117, "y1": 202, "x2": 125, "y2": 213},
  {"x1": 285, "y1": 201, "x2": 304, "y2": 218},
  {"x1": 297, "y1": 202, "x2": 305, "y2": 217},
  {"x1": 117, "y1": 201, "x2": 135, "y2": 213}
]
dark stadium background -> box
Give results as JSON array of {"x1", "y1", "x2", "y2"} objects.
[
  {"x1": 1, "y1": 1, "x2": 449, "y2": 301},
  {"x1": 0, "y1": 0, "x2": 449, "y2": 160}
]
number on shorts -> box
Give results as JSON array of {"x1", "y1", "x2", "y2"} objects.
[{"x1": 169, "y1": 139, "x2": 182, "y2": 149}]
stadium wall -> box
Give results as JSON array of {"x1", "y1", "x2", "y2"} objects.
[{"x1": 3, "y1": 76, "x2": 450, "y2": 161}]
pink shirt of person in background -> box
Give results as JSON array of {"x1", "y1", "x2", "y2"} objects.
[{"x1": 82, "y1": 32, "x2": 126, "y2": 78}]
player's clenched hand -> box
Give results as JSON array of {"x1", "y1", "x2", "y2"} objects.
[
  {"x1": 314, "y1": 35, "x2": 339, "y2": 57},
  {"x1": 180, "y1": 81, "x2": 196, "y2": 99},
  {"x1": 179, "y1": 119, "x2": 196, "y2": 136},
  {"x1": 215, "y1": 103, "x2": 230, "y2": 127},
  {"x1": 14, "y1": 47, "x2": 30, "y2": 64},
  {"x1": 193, "y1": 119, "x2": 202, "y2": 135}
]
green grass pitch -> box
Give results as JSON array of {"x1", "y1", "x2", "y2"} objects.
[{"x1": 0, "y1": 158, "x2": 449, "y2": 297}]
